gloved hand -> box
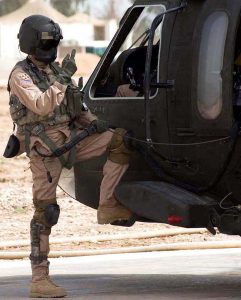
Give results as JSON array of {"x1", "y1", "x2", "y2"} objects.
[
  {"x1": 61, "y1": 49, "x2": 77, "y2": 77},
  {"x1": 55, "y1": 72, "x2": 72, "y2": 85},
  {"x1": 91, "y1": 119, "x2": 109, "y2": 133},
  {"x1": 50, "y1": 61, "x2": 72, "y2": 85}
]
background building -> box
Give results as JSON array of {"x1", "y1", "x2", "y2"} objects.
[{"x1": 0, "y1": 0, "x2": 118, "y2": 79}]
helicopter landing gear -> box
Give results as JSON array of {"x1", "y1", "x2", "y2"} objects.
[{"x1": 210, "y1": 207, "x2": 241, "y2": 236}]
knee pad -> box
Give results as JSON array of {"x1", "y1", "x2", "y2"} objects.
[
  {"x1": 33, "y1": 199, "x2": 60, "y2": 228},
  {"x1": 44, "y1": 203, "x2": 60, "y2": 226},
  {"x1": 107, "y1": 128, "x2": 132, "y2": 165}
]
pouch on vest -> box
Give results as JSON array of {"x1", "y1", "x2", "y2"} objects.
[
  {"x1": 9, "y1": 94, "x2": 26, "y2": 122},
  {"x1": 66, "y1": 85, "x2": 83, "y2": 119},
  {"x1": 3, "y1": 134, "x2": 20, "y2": 158}
]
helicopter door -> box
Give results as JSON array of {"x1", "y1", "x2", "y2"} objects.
[
  {"x1": 69, "y1": 2, "x2": 180, "y2": 208},
  {"x1": 164, "y1": 0, "x2": 241, "y2": 187}
]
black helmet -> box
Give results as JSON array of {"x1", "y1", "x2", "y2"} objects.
[{"x1": 18, "y1": 14, "x2": 63, "y2": 63}]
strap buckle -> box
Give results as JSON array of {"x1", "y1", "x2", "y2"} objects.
[
  {"x1": 32, "y1": 124, "x2": 45, "y2": 136},
  {"x1": 85, "y1": 124, "x2": 97, "y2": 135}
]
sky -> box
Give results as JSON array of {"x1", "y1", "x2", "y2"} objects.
[
  {"x1": 44, "y1": 0, "x2": 132, "y2": 19},
  {"x1": 83, "y1": 0, "x2": 132, "y2": 19}
]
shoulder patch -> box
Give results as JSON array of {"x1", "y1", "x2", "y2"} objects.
[
  {"x1": 17, "y1": 73, "x2": 33, "y2": 88},
  {"x1": 18, "y1": 73, "x2": 31, "y2": 80}
]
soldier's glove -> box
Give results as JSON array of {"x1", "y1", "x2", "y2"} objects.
[
  {"x1": 50, "y1": 61, "x2": 72, "y2": 85},
  {"x1": 55, "y1": 71, "x2": 72, "y2": 85},
  {"x1": 61, "y1": 49, "x2": 77, "y2": 78},
  {"x1": 91, "y1": 119, "x2": 109, "y2": 133}
]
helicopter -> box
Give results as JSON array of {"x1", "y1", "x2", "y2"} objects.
[{"x1": 60, "y1": 0, "x2": 241, "y2": 236}]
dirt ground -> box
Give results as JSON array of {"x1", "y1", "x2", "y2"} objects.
[{"x1": 0, "y1": 88, "x2": 240, "y2": 254}]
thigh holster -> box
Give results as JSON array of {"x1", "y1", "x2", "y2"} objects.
[
  {"x1": 107, "y1": 128, "x2": 132, "y2": 165},
  {"x1": 30, "y1": 199, "x2": 60, "y2": 265},
  {"x1": 30, "y1": 219, "x2": 48, "y2": 265}
]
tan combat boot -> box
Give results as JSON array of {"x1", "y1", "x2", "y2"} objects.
[
  {"x1": 97, "y1": 203, "x2": 133, "y2": 224},
  {"x1": 29, "y1": 276, "x2": 67, "y2": 298}
]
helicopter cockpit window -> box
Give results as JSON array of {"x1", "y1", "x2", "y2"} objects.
[
  {"x1": 90, "y1": 5, "x2": 165, "y2": 99},
  {"x1": 197, "y1": 11, "x2": 229, "y2": 120}
]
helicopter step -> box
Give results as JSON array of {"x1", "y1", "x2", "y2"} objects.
[{"x1": 115, "y1": 181, "x2": 217, "y2": 229}]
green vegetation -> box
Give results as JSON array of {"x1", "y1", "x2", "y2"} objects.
[
  {"x1": 0, "y1": 0, "x2": 86, "y2": 17},
  {"x1": 50, "y1": 0, "x2": 86, "y2": 16},
  {"x1": 0, "y1": 0, "x2": 27, "y2": 16}
]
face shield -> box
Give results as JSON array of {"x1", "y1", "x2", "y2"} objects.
[{"x1": 35, "y1": 23, "x2": 63, "y2": 63}]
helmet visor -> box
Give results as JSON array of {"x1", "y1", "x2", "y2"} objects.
[
  {"x1": 40, "y1": 38, "x2": 60, "y2": 50},
  {"x1": 39, "y1": 23, "x2": 63, "y2": 50}
]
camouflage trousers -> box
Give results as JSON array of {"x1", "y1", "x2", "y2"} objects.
[{"x1": 29, "y1": 130, "x2": 128, "y2": 282}]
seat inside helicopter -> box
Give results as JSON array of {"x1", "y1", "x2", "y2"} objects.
[
  {"x1": 93, "y1": 44, "x2": 159, "y2": 98},
  {"x1": 90, "y1": 5, "x2": 165, "y2": 99}
]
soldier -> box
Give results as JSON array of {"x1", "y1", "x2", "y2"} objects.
[
  {"x1": 7, "y1": 15, "x2": 133, "y2": 298},
  {"x1": 115, "y1": 84, "x2": 139, "y2": 97}
]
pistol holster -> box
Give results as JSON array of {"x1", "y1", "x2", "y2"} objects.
[{"x1": 3, "y1": 134, "x2": 20, "y2": 158}]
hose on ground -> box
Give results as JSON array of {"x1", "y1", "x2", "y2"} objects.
[
  {"x1": 1, "y1": 240, "x2": 241, "y2": 260},
  {"x1": 0, "y1": 228, "x2": 208, "y2": 249}
]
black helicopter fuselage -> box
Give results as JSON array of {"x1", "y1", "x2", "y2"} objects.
[{"x1": 73, "y1": 0, "x2": 241, "y2": 235}]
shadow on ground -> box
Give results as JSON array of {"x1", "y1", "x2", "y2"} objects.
[{"x1": 0, "y1": 274, "x2": 241, "y2": 299}]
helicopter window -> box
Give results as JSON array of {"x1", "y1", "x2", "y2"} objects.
[
  {"x1": 90, "y1": 5, "x2": 165, "y2": 99},
  {"x1": 197, "y1": 11, "x2": 229, "y2": 120}
]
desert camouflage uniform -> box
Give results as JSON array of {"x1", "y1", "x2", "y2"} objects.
[{"x1": 9, "y1": 56, "x2": 130, "y2": 283}]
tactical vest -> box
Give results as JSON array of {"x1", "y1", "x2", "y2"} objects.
[
  {"x1": 8, "y1": 58, "x2": 71, "y2": 134},
  {"x1": 7, "y1": 58, "x2": 79, "y2": 168}
]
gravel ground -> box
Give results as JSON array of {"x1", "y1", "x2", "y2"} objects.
[{"x1": 0, "y1": 88, "x2": 240, "y2": 254}]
